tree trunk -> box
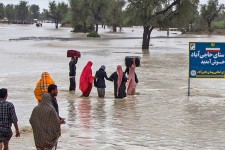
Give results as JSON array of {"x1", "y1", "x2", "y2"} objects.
[
  {"x1": 142, "y1": 26, "x2": 154, "y2": 50},
  {"x1": 189, "y1": 23, "x2": 193, "y2": 31},
  {"x1": 55, "y1": 20, "x2": 58, "y2": 29},
  {"x1": 83, "y1": 21, "x2": 87, "y2": 33},
  {"x1": 22, "y1": 18, "x2": 24, "y2": 25},
  {"x1": 96, "y1": 23, "x2": 98, "y2": 33},
  {"x1": 113, "y1": 25, "x2": 117, "y2": 32},
  {"x1": 207, "y1": 19, "x2": 212, "y2": 32},
  {"x1": 167, "y1": 28, "x2": 169, "y2": 37}
]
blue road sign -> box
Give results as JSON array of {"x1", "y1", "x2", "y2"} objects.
[{"x1": 189, "y1": 42, "x2": 225, "y2": 78}]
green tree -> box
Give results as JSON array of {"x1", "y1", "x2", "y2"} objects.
[
  {"x1": 89, "y1": 0, "x2": 109, "y2": 33},
  {"x1": 70, "y1": 0, "x2": 125, "y2": 33},
  {"x1": 159, "y1": 0, "x2": 199, "y2": 34},
  {"x1": 200, "y1": 0, "x2": 224, "y2": 32},
  {"x1": 107, "y1": 0, "x2": 125, "y2": 32},
  {"x1": 30, "y1": 4, "x2": 40, "y2": 20},
  {"x1": 70, "y1": 0, "x2": 91, "y2": 32},
  {"x1": 45, "y1": 1, "x2": 69, "y2": 28},
  {"x1": 127, "y1": 0, "x2": 199, "y2": 50},
  {"x1": 15, "y1": 1, "x2": 29, "y2": 24},
  {"x1": 185, "y1": 0, "x2": 200, "y2": 31},
  {"x1": 0, "y1": 3, "x2": 5, "y2": 19},
  {"x1": 5, "y1": 4, "x2": 16, "y2": 22}
]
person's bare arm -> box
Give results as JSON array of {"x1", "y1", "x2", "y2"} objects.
[{"x1": 13, "y1": 122, "x2": 20, "y2": 137}]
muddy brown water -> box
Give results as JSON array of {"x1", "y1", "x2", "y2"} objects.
[{"x1": 1, "y1": 23, "x2": 225, "y2": 150}]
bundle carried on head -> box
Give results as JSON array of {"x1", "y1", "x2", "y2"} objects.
[
  {"x1": 125, "y1": 56, "x2": 141, "y2": 67},
  {"x1": 67, "y1": 50, "x2": 81, "y2": 58}
]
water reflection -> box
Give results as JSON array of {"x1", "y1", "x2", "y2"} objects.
[
  {"x1": 142, "y1": 49, "x2": 150, "y2": 56},
  {"x1": 77, "y1": 98, "x2": 92, "y2": 129},
  {"x1": 93, "y1": 98, "x2": 106, "y2": 126},
  {"x1": 113, "y1": 97, "x2": 137, "y2": 121},
  {"x1": 67, "y1": 99, "x2": 76, "y2": 127}
]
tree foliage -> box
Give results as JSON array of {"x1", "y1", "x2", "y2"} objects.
[
  {"x1": 5, "y1": 4, "x2": 15, "y2": 22},
  {"x1": 0, "y1": 3, "x2": 5, "y2": 19},
  {"x1": 200, "y1": 0, "x2": 224, "y2": 32},
  {"x1": 127, "y1": 0, "x2": 200, "y2": 49},
  {"x1": 106, "y1": 0, "x2": 126, "y2": 32},
  {"x1": 70, "y1": 0, "x2": 91, "y2": 32},
  {"x1": 70, "y1": 0, "x2": 125, "y2": 33},
  {"x1": 30, "y1": 4, "x2": 40, "y2": 20},
  {"x1": 44, "y1": 1, "x2": 68, "y2": 28},
  {"x1": 15, "y1": 1, "x2": 29, "y2": 24},
  {"x1": 89, "y1": 0, "x2": 109, "y2": 33}
]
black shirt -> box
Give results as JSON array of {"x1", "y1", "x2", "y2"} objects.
[{"x1": 49, "y1": 94, "x2": 59, "y2": 115}]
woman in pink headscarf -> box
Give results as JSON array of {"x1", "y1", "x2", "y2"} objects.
[
  {"x1": 126, "y1": 59, "x2": 138, "y2": 95},
  {"x1": 79, "y1": 61, "x2": 95, "y2": 97},
  {"x1": 109, "y1": 65, "x2": 127, "y2": 99}
]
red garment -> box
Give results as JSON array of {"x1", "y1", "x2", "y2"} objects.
[
  {"x1": 79, "y1": 61, "x2": 94, "y2": 96},
  {"x1": 83, "y1": 83, "x2": 92, "y2": 97},
  {"x1": 117, "y1": 65, "x2": 123, "y2": 94}
]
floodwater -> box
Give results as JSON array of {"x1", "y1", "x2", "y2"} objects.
[{"x1": 1, "y1": 23, "x2": 225, "y2": 150}]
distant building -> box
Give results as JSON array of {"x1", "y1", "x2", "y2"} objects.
[{"x1": 33, "y1": 19, "x2": 38, "y2": 23}]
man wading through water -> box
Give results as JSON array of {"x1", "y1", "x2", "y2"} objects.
[
  {"x1": 69, "y1": 57, "x2": 78, "y2": 93},
  {"x1": 0, "y1": 88, "x2": 20, "y2": 150},
  {"x1": 30, "y1": 93, "x2": 61, "y2": 150}
]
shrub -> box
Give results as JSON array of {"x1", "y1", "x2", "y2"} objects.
[
  {"x1": 71, "y1": 24, "x2": 84, "y2": 32},
  {"x1": 71, "y1": 24, "x2": 95, "y2": 33},
  {"x1": 213, "y1": 21, "x2": 225, "y2": 29},
  {"x1": 87, "y1": 32, "x2": 100, "y2": 37},
  {"x1": 208, "y1": 28, "x2": 214, "y2": 33}
]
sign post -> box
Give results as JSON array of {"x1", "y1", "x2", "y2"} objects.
[
  {"x1": 189, "y1": 42, "x2": 225, "y2": 96},
  {"x1": 188, "y1": 78, "x2": 190, "y2": 96}
]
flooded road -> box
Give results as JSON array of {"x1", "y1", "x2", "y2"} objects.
[{"x1": 1, "y1": 23, "x2": 225, "y2": 150}]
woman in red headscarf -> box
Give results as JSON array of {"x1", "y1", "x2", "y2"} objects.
[
  {"x1": 79, "y1": 61, "x2": 95, "y2": 97},
  {"x1": 109, "y1": 65, "x2": 127, "y2": 99}
]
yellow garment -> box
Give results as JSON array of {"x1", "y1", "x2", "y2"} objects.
[{"x1": 34, "y1": 72, "x2": 55, "y2": 103}]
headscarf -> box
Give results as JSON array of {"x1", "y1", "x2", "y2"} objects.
[
  {"x1": 79, "y1": 61, "x2": 94, "y2": 93},
  {"x1": 129, "y1": 63, "x2": 136, "y2": 76},
  {"x1": 34, "y1": 72, "x2": 55, "y2": 103},
  {"x1": 117, "y1": 65, "x2": 123, "y2": 94},
  {"x1": 100, "y1": 65, "x2": 106, "y2": 71},
  {"x1": 30, "y1": 93, "x2": 61, "y2": 149}
]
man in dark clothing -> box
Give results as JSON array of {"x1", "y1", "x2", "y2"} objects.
[
  {"x1": 48, "y1": 84, "x2": 65, "y2": 150},
  {"x1": 69, "y1": 57, "x2": 78, "y2": 91},
  {"x1": 94, "y1": 65, "x2": 109, "y2": 98},
  {"x1": 48, "y1": 84, "x2": 66, "y2": 124},
  {"x1": 0, "y1": 88, "x2": 20, "y2": 150}
]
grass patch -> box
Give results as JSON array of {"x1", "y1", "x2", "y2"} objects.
[{"x1": 213, "y1": 21, "x2": 225, "y2": 29}]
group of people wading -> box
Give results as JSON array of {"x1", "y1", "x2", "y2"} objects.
[
  {"x1": 68, "y1": 57, "x2": 139, "y2": 99},
  {"x1": 0, "y1": 56, "x2": 139, "y2": 150},
  {"x1": 30, "y1": 57, "x2": 139, "y2": 149}
]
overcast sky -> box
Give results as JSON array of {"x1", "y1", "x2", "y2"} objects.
[
  {"x1": 0, "y1": 0, "x2": 69, "y2": 11},
  {"x1": 1, "y1": 0, "x2": 225, "y2": 11}
]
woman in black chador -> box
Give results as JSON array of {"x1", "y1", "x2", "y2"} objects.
[
  {"x1": 109, "y1": 65, "x2": 127, "y2": 99},
  {"x1": 94, "y1": 65, "x2": 109, "y2": 98}
]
